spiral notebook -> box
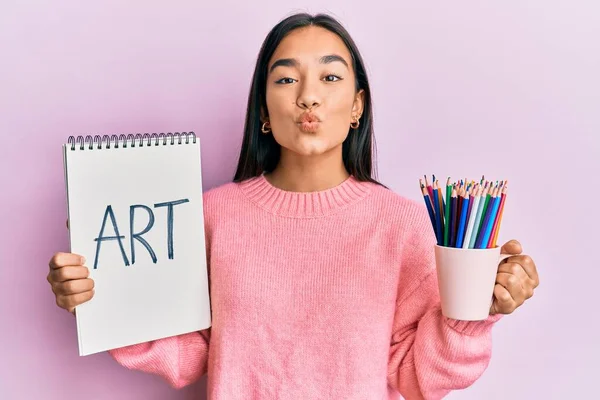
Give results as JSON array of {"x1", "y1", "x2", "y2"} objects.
[{"x1": 62, "y1": 132, "x2": 211, "y2": 356}]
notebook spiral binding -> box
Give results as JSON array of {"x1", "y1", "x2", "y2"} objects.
[{"x1": 67, "y1": 132, "x2": 197, "y2": 151}]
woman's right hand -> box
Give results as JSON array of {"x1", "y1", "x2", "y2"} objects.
[{"x1": 47, "y1": 219, "x2": 95, "y2": 314}]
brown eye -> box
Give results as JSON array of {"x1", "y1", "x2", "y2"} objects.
[
  {"x1": 323, "y1": 75, "x2": 342, "y2": 82},
  {"x1": 275, "y1": 77, "x2": 296, "y2": 84}
]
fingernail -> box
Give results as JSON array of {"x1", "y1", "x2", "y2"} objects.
[{"x1": 81, "y1": 256, "x2": 86, "y2": 264}]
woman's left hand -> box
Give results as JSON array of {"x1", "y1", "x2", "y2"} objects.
[{"x1": 490, "y1": 240, "x2": 540, "y2": 315}]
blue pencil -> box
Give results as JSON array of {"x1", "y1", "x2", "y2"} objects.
[
  {"x1": 475, "y1": 186, "x2": 499, "y2": 248},
  {"x1": 479, "y1": 189, "x2": 502, "y2": 248},
  {"x1": 455, "y1": 190, "x2": 470, "y2": 248},
  {"x1": 420, "y1": 183, "x2": 437, "y2": 241},
  {"x1": 432, "y1": 185, "x2": 443, "y2": 245},
  {"x1": 468, "y1": 183, "x2": 490, "y2": 248}
]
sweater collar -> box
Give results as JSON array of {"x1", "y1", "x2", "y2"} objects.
[{"x1": 237, "y1": 173, "x2": 373, "y2": 218}]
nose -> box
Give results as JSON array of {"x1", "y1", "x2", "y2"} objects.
[{"x1": 296, "y1": 80, "x2": 321, "y2": 110}]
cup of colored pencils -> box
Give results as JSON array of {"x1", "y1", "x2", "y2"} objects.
[
  {"x1": 419, "y1": 175, "x2": 507, "y2": 249},
  {"x1": 419, "y1": 175, "x2": 510, "y2": 320}
]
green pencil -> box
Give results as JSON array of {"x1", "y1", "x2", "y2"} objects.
[
  {"x1": 444, "y1": 177, "x2": 451, "y2": 246},
  {"x1": 477, "y1": 181, "x2": 493, "y2": 233}
]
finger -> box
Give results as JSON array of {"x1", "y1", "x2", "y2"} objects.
[
  {"x1": 500, "y1": 239, "x2": 522, "y2": 255},
  {"x1": 49, "y1": 252, "x2": 86, "y2": 269},
  {"x1": 496, "y1": 264, "x2": 536, "y2": 300},
  {"x1": 496, "y1": 272, "x2": 525, "y2": 305},
  {"x1": 56, "y1": 290, "x2": 95, "y2": 312},
  {"x1": 499, "y1": 255, "x2": 539, "y2": 286},
  {"x1": 492, "y1": 283, "x2": 517, "y2": 314},
  {"x1": 497, "y1": 262, "x2": 529, "y2": 281},
  {"x1": 52, "y1": 278, "x2": 94, "y2": 296},
  {"x1": 49, "y1": 266, "x2": 89, "y2": 283}
]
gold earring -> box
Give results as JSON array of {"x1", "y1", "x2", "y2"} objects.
[
  {"x1": 350, "y1": 115, "x2": 360, "y2": 129},
  {"x1": 261, "y1": 121, "x2": 271, "y2": 134}
]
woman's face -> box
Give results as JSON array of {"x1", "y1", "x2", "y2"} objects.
[{"x1": 265, "y1": 26, "x2": 364, "y2": 157}]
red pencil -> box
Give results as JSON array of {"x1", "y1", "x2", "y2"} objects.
[{"x1": 424, "y1": 175, "x2": 434, "y2": 210}]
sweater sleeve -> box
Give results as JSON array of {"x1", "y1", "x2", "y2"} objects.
[
  {"x1": 387, "y1": 203, "x2": 503, "y2": 400},
  {"x1": 108, "y1": 328, "x2": 210, "y2": 389},
  {"x1": 107, "y1": 190, "x2": 216, "y2": 389}
]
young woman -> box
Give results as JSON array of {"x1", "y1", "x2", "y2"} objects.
[{"x1": 47, "y1": 13, "x2": 539, "y2": 400}]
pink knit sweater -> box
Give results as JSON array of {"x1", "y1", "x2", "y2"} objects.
[{"x1": 108, "y1": 174, "x2": 502, "y2": 399}]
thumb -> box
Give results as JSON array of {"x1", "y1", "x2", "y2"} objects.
[{"x1": 501, "y1": 239, "x2": 522, "y2": 255}]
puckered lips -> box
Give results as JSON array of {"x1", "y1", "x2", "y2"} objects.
[{"x1": 296, "y1": 112, "x2": 321, "y2": 133}]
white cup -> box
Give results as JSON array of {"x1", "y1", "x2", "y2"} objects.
[{"x1": 434, "y1": 245, "x2": 511, "y2": 321}]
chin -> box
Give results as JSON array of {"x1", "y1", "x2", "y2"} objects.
[
  {"x1": 293, "y1": 133, "x2": 335, "y2": 156},
  {"x1": 273, "y1": 128, "x2": 346, "y2": 157},
  {"x1": 287, "y1": 137, "x2": 340, "y2": 156}
]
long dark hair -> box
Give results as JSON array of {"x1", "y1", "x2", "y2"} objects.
[{"x1": 233, "y1": 13, "x2": 381, "y2": 185}]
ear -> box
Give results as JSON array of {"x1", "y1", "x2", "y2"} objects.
[{"x1": 351, "y1": 89, "x2": 365, "y2": 120}]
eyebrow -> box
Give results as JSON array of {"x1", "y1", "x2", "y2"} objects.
[{"x1": 268, "y1": 54, "x2": 349, "y2": 74}]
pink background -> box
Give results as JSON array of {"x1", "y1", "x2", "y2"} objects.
[{"x1": 1, "y1": 1, "x2": 598, "y2": 399}]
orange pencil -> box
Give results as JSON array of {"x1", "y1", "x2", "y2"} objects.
[
  {"x1": 435, "y1": 180, "x2": 445, "y2": 234},
  {"x1": 490, "y1": 181, "x2": 508, "y2": 248}
]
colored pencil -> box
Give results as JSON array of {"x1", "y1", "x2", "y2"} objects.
[
  {"x1": 424, "y1": 175, "x2": 434, "y2": 210},
  {"x1": 465, "y1": 183, "x2": 476, "y2": 230},
  {"x1": 478, "y1": 182, "x2": 493, "y2": 234},
  {"x1": 432, "y1": 183, "x2": 443, "y2": 245},
  {"x1": 444, "y1": 177, "x2": 451, "y2": 246},
  {"x1": 418, "y1": 175, "x2": 508, "y2": 249},
  {"x1": 434, "y1": 175, "x2": 446, "y2": 211},
  {"x1": 475, "y1": 186, "x2": 499, "y2": 248},
  {"x1": 435, "y1": 180, "x2": 445, "y2": 240},
  {"x1": 490, "y1": 182, "x2": 508, "y2": 248},
  {"x1": 455, "y1": 189, "x2": 470, "y2": 248},
  {"x1": 468, "y1": 183, "x2": 489, "y2": 249},
  {"x1": 453, "y1": 185, "x2": 462, "y2": 246},
  {"x1": 463, "y1": 185, "x2": 482, "y2": 248},
  {"x1": 450, "y1": 188, "x2": 458, "y2": 247},
  {"x1": 474, "y1": 185, "x2": 496, "y2": 248},
  {"x1": 420, "y1": 181, "x2": 437, "y2": 239},
  {"x1": 479, "y1": 186, "x2": 502, "y2": 248},
  {"x1": 448, "y1": 184, "x2": 455, "y2": 246},
  {"x1": 457, "y1": 186, "x2": 463, "y2": 228},
  {"x1": 486, "y1": 180, "x2": 505, "y2": 248}
]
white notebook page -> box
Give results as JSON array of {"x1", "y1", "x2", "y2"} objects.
[{"x1": 63, "y1": 135, "x2": 211, "y2": 356}]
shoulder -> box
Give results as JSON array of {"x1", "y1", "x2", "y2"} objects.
[
  {"x1": 369, "y1": 183, "x2": 431, "y2": 228},
  {"x1": 200, "y1": 180, "x2": 242, "y2": 235},
  {"x1": 371, "y1": 184, "x2": 438, "y2": 285},
  {"x1": 201, "y1": 180, "x2": 242, "y2": 217},
  {"x1": 369, "y1": 183, "x2": 437, "y2": 259},
  {"x1": 202, "y1": 181, "x2": 238, "y2": 204}
]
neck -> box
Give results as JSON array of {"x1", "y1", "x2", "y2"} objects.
[{"x1": 265, "y1": 146, "x2": 350, "y2": 192}]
